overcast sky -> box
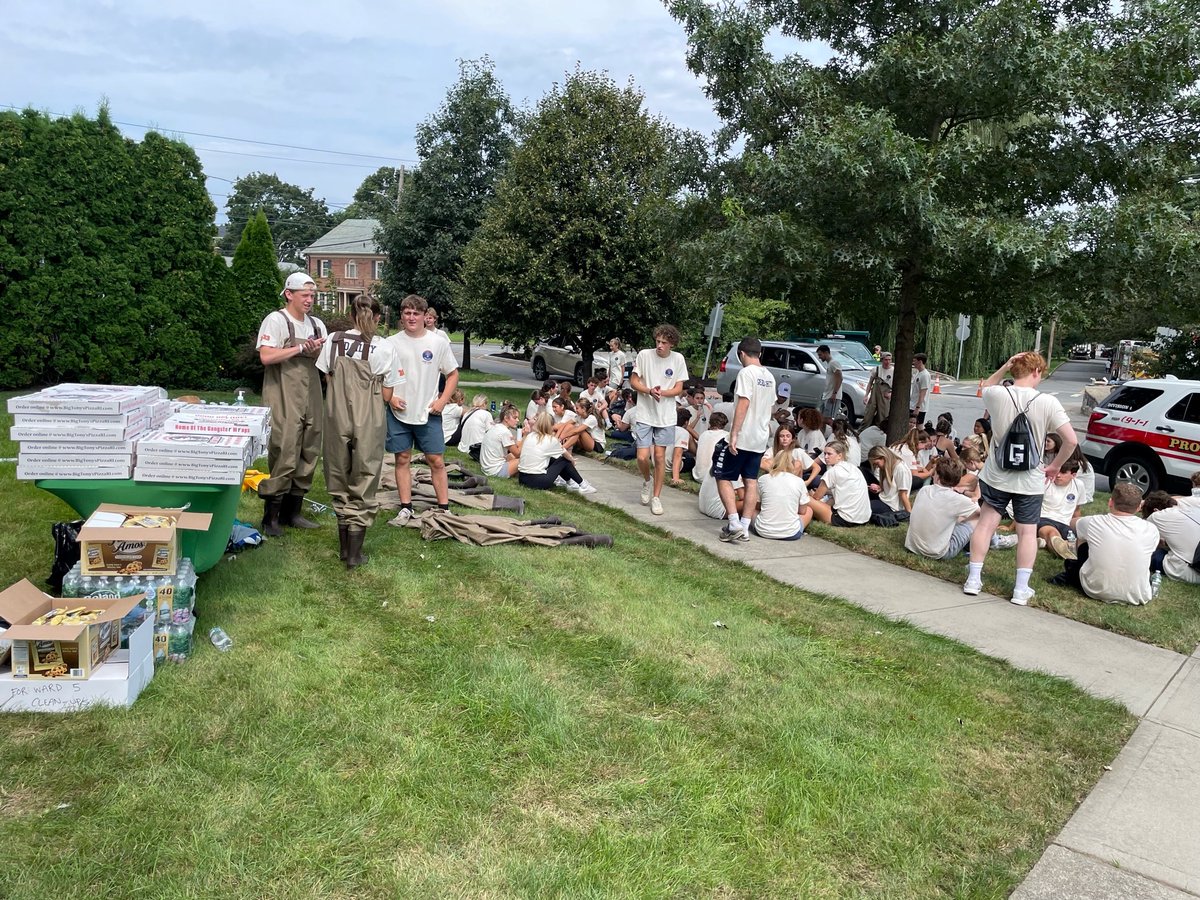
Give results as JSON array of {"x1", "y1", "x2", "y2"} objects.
[{"x1": 2, "y1": 0, "x2": 733, "y2": 222}]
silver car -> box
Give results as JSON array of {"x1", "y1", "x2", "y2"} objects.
[
  {"x1": 530, "y1": 337, "x2": 621, "y2": 385},
  {"x1": 715, "y1": 340, "x2": 872, "y2": 423}
]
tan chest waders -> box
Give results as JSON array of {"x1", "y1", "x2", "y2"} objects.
[{"x1": 261, "y1": 312, "x2": 325, "y2": 498}]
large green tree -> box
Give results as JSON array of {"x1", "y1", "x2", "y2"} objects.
[
  {"x1": 219, "y1": 172, "x2": 333, "y2": 264},
  {"x1": 669, "y1": 0, "x2": 1200, "y2": 437},
  {"x1": 231, "y1": 209, "x2": 284, "y2": 334},
  {"x1": 458, "y1": 70, "x2": 695, "y2": 374},
  {"x1": 378, "y1": 58, "x2": 517, "y2": 368},
  {"x1": 0, "y1": 106, "x2": 240, "y2": 389},
  {"x1": 338, "y1": 166, "x2": 405, "y2": 222}
]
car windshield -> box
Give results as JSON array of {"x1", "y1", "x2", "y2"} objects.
[{"x1": 831, "y1": 349, "x2": 868, "y2": 372}]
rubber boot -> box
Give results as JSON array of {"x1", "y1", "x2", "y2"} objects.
[
  {"x1": 527, "y1": 516, "x2": 561, "y2": 526},
  {"x1": 490, "y1": 495, "x2": 525, "y2": 514},
  {"x1": 345, "y1": 527, "x2": 369, "y2": 569},
  {"x1": 461, "y1": 485, "x2": 494, "y2": 496},
  {"x1": 559, "y1": 533, "x2": 613, "y2": 548},
  {"x1": 260, "y1": 494, "x2": 284, "y2": 538},
  {"x1": 338, "y1": 522, "x2": 350, "y2": 562},
  {"x1": 281, "y1": 494, "x2": 320, "y2": 529}
]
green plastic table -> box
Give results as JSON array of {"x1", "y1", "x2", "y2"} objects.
[{"x1": 36, "y1": 479, "x2": 243, "y2": 574}]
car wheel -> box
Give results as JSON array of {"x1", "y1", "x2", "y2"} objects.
[
  {"x1": 839, "y1": 393, "x2": 856, "y2": 427},
  {"x1": 532, "y1": 357, "x2": 548, "y2": 382},
  {"x1": 1110, "y1": 452, "x2": 1160, "y2": 495},
  {"x1": 573, "y1": 362, "x2": 586, "y2": 386}
]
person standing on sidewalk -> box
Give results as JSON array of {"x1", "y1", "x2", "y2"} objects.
[
  {"x1": 384, "y1": 294, "x2": 459, "y2": 525},
  {"x1": 964, "y1": 351, "x2": 1077, "y2": 605},
  {"x1": 631, "y1": 325, "x2": 689, "y2": 516},
  {"x1": 317, "y1": 296, "x2": 396, "y2": 569},
  {"x1": 713, "y1": 336, "x2": 775, "y2": 542},
  {"x1": 255, "y1": 272, "x2": 328, "y2": 537}
]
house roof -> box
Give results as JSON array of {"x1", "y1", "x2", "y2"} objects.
[{"x1": 302, "y1": 218, "x2": 384, "y2": 257}]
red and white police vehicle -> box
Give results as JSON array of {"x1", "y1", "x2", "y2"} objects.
[{"x1": 1082, "y1": 377, "x2": 1200, "y2": 494}]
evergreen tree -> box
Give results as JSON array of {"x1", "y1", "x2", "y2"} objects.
[{"x1": 232, "y1": 210, "x2": 284, "y2": 333}]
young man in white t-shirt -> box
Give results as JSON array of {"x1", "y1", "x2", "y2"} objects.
[
  {"x1": 1142, "y1": 491, "x2": 1200, "y2": 585},
  {"x1": 631, "y1": 324, "x2": 689, "y2": 515},
  {"x1": 684, "y1": 385, "x2": 713, "y2": 452},
  {"x1": 964, "y1": 351, "x2": 1077, "y2": 606},
  {"x1": 712, "y1": 336, "x2": 776, "y2": 542},
  {"x1": 1048, "y1": 483, "x2": 1160, "y2": 604},
  {"x1": 816, "y1": 345, "x2": 843, "y2": 424},
  {"x1": 906, "y1": 457, "x2": 981, "y2": 559},
  {"x1": 909, "y1": 354, "x2": 932, "y2": 425},
  {"x1": 255, "y1": 272, "x2": 328, "y2": 536},
  {"x1": 479, "y1": 405, "x2": 524, "y2": 478},
  {"x1": 384, "y1": 294, "x2": 460, "y2": 523}
]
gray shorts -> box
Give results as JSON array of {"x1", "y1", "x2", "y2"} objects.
[
  {"x1": 633, "y1": 422, "x2": 674, "y2": 449},
  {"x1": 820, "y1": 397, "x2": 839, "y2": 419}
]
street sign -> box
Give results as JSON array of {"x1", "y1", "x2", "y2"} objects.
[
  {"x1": 703, "y1": 303, "x2": 724, "y2": 339},
  {"x1": 955, "y1": 314, "x2": 971, "y2": 342}
]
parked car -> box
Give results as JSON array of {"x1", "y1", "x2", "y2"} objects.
[
  {"x1": 530, "y1": 338, "x2": 630, "y2": 385},
  {"x1": 816, "y1": 337, "x2": 878, "y2": 368},
  {"x1": 714, "y1": 340, "x2": 872, "y2": 424},
  {"x1": 1081, "y1": 377, "x2": 1200, "y2": 494}
]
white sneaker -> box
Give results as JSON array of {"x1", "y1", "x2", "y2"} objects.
[
  {"x1": 719, "y1": 524, "x2": 741, "y2": 543},
  {"x1": 991, "y1": 534, "x2": 1019, "y2": 550},
  {"x1": 389, "y1": 508, "x2": 413, "y2": 528},
  {"x1": 1011, "y1": 587, "x2": 1036, "y2": 606},
  {"x1": 565, "y1": 480, "x2": 581, "y2": 492},
  {"x1": 554, "y1": 476, "x2": 568, "y2": 488},
  {"x1": 640, "y1": 480, "x2": 652, "y2": 505},
  {"x1": 576, "y1": 479, "x2": 598, "y2": 495},
  {"x1": 963, "y1": 577, "x2": 982, "y2": 596},
  {"x1": 650, "y1": 496, "x2": 664, "y2": 515},
  {"x1": 1036, "y1": 537, "x2": 1047, "y2": 549}
]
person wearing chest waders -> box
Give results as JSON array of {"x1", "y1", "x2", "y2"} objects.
[
  {"x1": 317, "y1": 296, "x2": 398, "y2": 568},
  {"x1": 255, "y1": 272, "x2": 328, "y2": 537}
]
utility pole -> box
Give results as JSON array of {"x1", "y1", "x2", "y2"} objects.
[{"x1": 1046, "y1": 319, "x2": 1057, "y2": 368}]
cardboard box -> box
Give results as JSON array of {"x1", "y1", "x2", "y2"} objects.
[
  {"x1": 7, "y1": 384, "x2": 161, "y2": 416},
  {"x1": 0, "y1": 616, "x2": 155, "y2": 712},
  {"x1": 18, "y1": 440, "x2": 137, "y2": 454},
  {"x1": 18, "y1": 463, "x2": 134, "y2": 481},
  {"x1": 0, "y1": 580, "x2": 145, "y2": 680},
  {"x1": 78, "y1": 504, "x2": 213, "y2": 576},
  {"x1": 132, "y1": 466, "x2": 245, "y2": 486},
  {"x1": 10, "y1": 414, "x2": 149, "y2": 442},
  {"x1": 136, "y1": 430, "x2": 251, "y2": 460}
]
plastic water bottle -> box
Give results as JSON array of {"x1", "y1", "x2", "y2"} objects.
[
  {"x1": 209, "y1": 626, "x2": 233, "y2": 652},
  {"x1": 233, "y1": 389, "x2": 247, "y2": 407},
  {"x1": 1150, "y1": 571, "x2": 1163, "y2": 598},
  {"x1": 490, "y1": 400, "x2": 497, "y2": 412}
]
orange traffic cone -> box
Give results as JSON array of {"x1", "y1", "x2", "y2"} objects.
[
  {"x1": 932, "y1": 374, "x2": 942, "y2": 394},
  {"x1": 976, "y1": 380, "x2": 983, "y2": 398}
]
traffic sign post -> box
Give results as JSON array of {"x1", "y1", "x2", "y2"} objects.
[
  {"x1": 702, "y1": 302, "x2": 724, "y2": 379},
  {"x1": 954, "y1": 315, "x2": 971, "y2": 381}
]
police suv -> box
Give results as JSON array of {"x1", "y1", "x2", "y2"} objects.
[{"x1": 1082, "y1": 377, "x2": 1200, "y2": 494}]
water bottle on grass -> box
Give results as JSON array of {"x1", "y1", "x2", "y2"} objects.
[{"x1": 209, "y1": 627, "x2": 233, "y2": 652}]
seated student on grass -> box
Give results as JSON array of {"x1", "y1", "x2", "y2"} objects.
[
  {"x1": 931, "y1": 419, "x2": 958, "y2": 460},
  {"x1": 694, "y1": 411, "x2": 729, "y2": 483},
  {"x1": 1141, "y1": 491, "x2": 1200, "y2": 585},
  {"x1": 441, "y1": 389, "x2": 466, "y2": 443},
  {"x1": 609, "y1": 390, "x2": 637, "y2": 443},
  {"x1": 684, "y1": 385, "x2": 713, "y2": 450},
  {"x1": 858, "y1": 422, "x2": 888, "y2": 456},
  {"x1": 751, "y1": 446, "x2": 814, "y2": 540},
  {"x1": 760, "y1": 423, "x2": 811, "y2": 471},
  {"x1": 796, "y1": 407, "x2": 827, "y2": 459},
  {"x1": 830, "y1": 418, "x2": 860, "y2": 466},
  {"x1": 963, "y1": 417, "x2": 992, "y2": 458},
  {"x1": 557, "y1": 380, "x2": 574, "y2": 404},
  {"x1": 956, "y1": 446, "x2": 984, "y2": 501},
  {"x1": 479, "y1": 404, "x2": 526, "y2": 478},
  {"x1": 807, "y1": 440, "x2": 873, "y2": 527},
  {"x1": 525, "y1": 389, "x2": 548, "y2": 426},
  {"x1": 580, "y1": 376, "x2": 604, "y2": 406},
  {"x1": 711, "y1": 391, "x2": 736, "y2": 424},
  {"x1": 1048, "y1": 483, "x2": 1159, "y2": 604},
  {"x1": 936, "y1": 412, "x2": 959, "y2": 443},
  {"x1": 670, "y1": 407, "x2": 694, "y2": 485},
  {"x1": 866, "y1": 446, "x2": 914, "y2": 515},
  {"x1": 769, "y1": 407, "x2": 793, "y2": 441},
  {"x1": 905, "y1": 457, "x2": 982, "y2": 560},
  {"x1": 1037, "y1": 460, "x2": 1083, "y2": 558},
  {"x1": 456, "y1": 394, "x2": 492, "y2": 451},
  {"x1": 1045, "y1": 433, "x2": 1095, "y2": 526},
  {"x1": 558, "y1": 398, "x2": 601, "y2": 454},
  {"x1": 517, "y1": 412, "x2": 597, "y2": 494}
]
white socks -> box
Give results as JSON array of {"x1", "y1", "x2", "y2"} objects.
[
  {"x1": 1014, "y1": 568, "x2": 1033, "y2": 593},
  {"x1": 968, "y1": 562, "x2": 983, "y2": 582}
]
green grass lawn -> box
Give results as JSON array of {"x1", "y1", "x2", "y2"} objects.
[{"x1": 0, "y1": 389, "x2": 1136, "y2": 897}]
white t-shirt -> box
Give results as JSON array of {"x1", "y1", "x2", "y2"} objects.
[
  {"x1": 799, "y1": 428, "x2": 826, "y2": 458},
  {"x1": 892, "y1": 444, "x2": 918, "y2": 469},
  {"x1": 479, "y1": 424, "x2": 516, "y2": 477},
  {"x1": 910, "y1": 368, "x2": 932, "y2": 408},
  {"x1": 633, "y1": 348, "x2": 689, "y2": 427},
  {"x1": 581, "y1": 388, "x2": 604, "y2": 405},
  {"x1": 584, "y1": 414, "x2": 605, "y2": 446},
  {"x1": 699, "y1": 472, "x2": 736, "y2": 518},
  {"x1": 607, "y1": 350, "x2": 627, "y2": 386},
  {"x1": 980, "y1": 385, "x2": 1071, "y2": 495},
  {"x1": 458, "y1": 407, "x2": 493, "y2": 450},
  {"x1": 1041, "y1": 477, "x2": 1081, "y2": 526},
  {"x1": 620, "y1": 403, "x2": 639, "y2": 431},
  {"x1": 694, "y1": 429, "x2": 727, "y2": 482},
  {"x1": 841, "y1": 435, "x2": 861, "y2": 467},
  {"x1": 440, "y1": 402, "x2": 464, "y2": 441},
  {"x1": 821, "y1": 357, "x2": 843, "y2": 400},
  {"x1": 876, "y1": 365, "x2": 895, "y2": 387},
  {"x1": 525, "y1": 400, "x2": 543, "y2": 422},
  {"x1": 754, "y1": 471, "x2": 809, "y2": 539},
  {"x1": 1077, "y1": 513, "x2": 1160, "y2": 604},
  {"x1": 383, "y1": 329, "x2": 458, "y2": 425},
  {"x1": 711, "y1": 401, "x2": 735, "y2": 423},
  {"x1": 1076, "y1": 466, "x2": 1096, "y2": 506},
  {"x1": 859, "y1": 426, "x2": 886, "y2": 455},
  {"x1": 688, "y1": 401, "x2": 713, "y2": 435},
  {"x1": 879, "y1": 462, "x2": 914, "y2": 512},
  {"x1": 1150, "y1": 507, "x2": 1200, "y2": 584},
  {"x1": 824, "y1": 460, "x2": 872, "y2": 524},
  {"x1": 314, "y1": 330, "x2": 393, "y2": 379},
  {"x1": 732, "y1": 364, "x2": 775, "y2": 454},
  {"x1": 518, "y1": 433, "x2": 564, "y2": 475},
  {"x1": 257, "y1": 308, "x2": 326, "y2": 349},
  {"x1": 905, "y1": 483, "x2": 980, "y2": 558},
  {"x1": 673, "y1": 426, "x2": 691, "y2": 450}
]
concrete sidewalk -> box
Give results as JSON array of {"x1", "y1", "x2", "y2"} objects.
[{"x1": 573, "y1": 458, "x2": 1200, "y2": 898}]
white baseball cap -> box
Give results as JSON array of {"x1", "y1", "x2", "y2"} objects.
[{"x1": 281, "y1": 272, "x2": 317, "y2": 296}]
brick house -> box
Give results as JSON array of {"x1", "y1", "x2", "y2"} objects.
[{"x1": 302, "y1": 218, "x2": 385, "y2": 315}]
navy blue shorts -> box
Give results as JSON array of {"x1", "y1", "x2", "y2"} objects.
[{"x1": 711, "y1": 438, "x2": 763, "y2": 483}]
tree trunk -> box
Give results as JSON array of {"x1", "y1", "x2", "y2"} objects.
[
  {"x1": 886, "y1": 260, "x2": 922, "y2": 444},
  {"x1": 462, "y1": 330, "x2": 472, "y2": 371}
]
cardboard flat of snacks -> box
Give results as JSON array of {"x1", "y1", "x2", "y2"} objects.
[{"x1": 78, "y1": 504, "x2": 213, "y2": 576}]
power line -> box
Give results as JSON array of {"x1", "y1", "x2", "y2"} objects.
[
  {"x1": 196, "y1": 146, "x2": 382, "y2": 169},
  {"x1": 0, "y1": 103, "x2": 416, "y2": 163}
]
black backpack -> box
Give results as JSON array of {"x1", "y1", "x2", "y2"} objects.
[
  {"x1": 998, "y1": 387, "x2": 1042, "y2": 472},
  {"x1": 449, "y1": 407, "x2": 486, "y2": 448}
]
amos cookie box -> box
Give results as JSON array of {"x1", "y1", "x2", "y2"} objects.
[{"x1": 78, "y1": 505, "x2": 212, "y2": 576}]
